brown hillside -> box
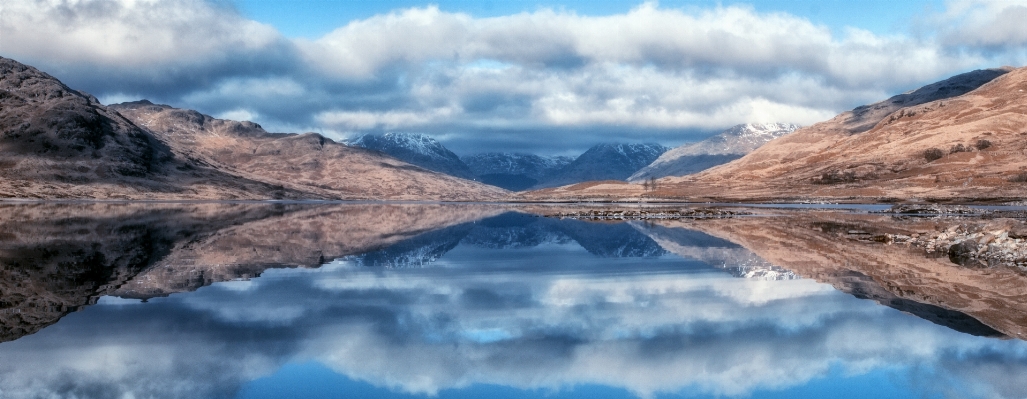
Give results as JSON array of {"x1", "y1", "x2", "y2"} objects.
[{"x1": 0, "y1": 57, "x2": 300, "y2": 199}]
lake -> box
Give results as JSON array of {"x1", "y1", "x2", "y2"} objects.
[{"x1": 1, "y1": 203, "x2": 1026, "y2": 399}]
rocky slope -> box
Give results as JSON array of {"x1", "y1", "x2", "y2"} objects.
[
  {"x1": 536, "y1": 143, "x2": 668, "y2": 189},
  {"x1": 111, "y1": 102, "x2": 508, "y2": 201},
  {"x1": 349, "y1": 133, "x2": 476, "y2": 179},
  {"x1": 526, "y1": 67, "x2": 1025, "y2": 203},
  {"x1": 462, "y1": 153, "x2": 573, "y2": 191},
  {"x1": 628, "y1": 123, "x2": 799, "y2": 182}
]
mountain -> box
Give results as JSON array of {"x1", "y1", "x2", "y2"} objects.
[
  {"x1": 0, "y1": 57, "x2": 290, "y2": 199},
  {"x1": 666, "y1": 66, "x2": 1022, "y2": 202},
  {"x1": 536, "y1": 143, "x2": 668, "y2": 188},
  {"x1": 110, "y1": 101, "x2": 507, "y2": 200},
  {"x1": 526, "y1": 67, "x2": 1025, "y2": 203},
  {"x1": 0, "y1": 56, "x2": 507, "y2": 200},
  {"x1": 628, "y1": 123, "x2": 799, "y2": 182},
  {"x1": 349, "y1": 133, "x2": 476, "y2": 179},
  {"x1": 462, "y1": 153, "x2": 573, "y2": 191}
]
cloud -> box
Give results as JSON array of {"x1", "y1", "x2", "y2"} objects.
[
  {"x1": 933, "y1": 0, "x2": 1027, "y2": 50},
  {"x1": 0, "y1": 0, "x2": 297, "y2": 96},
  {"x1": 0, "y1": 0, "x2": 1023, "y2": 154},
  {"x1": 315, "y1": 107, "x2": 459, "y2": 131}
]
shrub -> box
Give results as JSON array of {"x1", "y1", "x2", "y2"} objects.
[
  {"x1": 924, "y1": 148, "x2": 944, "y2": 162},
  {"x1": 975, "y1": 139, "x2": 992, "y2": 150},
  {"x1": 1009, "y1": 173, "x2": 1027, "y2": 183},
  {"x1": 949, "y1": 143, "x2": 968, "y2": 154},
  {"x1": 811, "y1": 170, "x2": 863, "y2": 184}
]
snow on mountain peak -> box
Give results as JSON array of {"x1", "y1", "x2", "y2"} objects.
[
  {"x1": 350, "y1": 132, "x2": 448, "y2": 159},
  {"x1": 348, "y1": 132, "x2": 476, "y2": 179}
]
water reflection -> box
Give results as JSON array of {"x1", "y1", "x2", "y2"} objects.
[
  {"x1": 0, "y1": 204, "x2": 1026, "y2": 399},
  {"x1": 651, "y1": 211, "x2": 1027, "y2": 339},
  {"x1": 352, "y1": 212, "x2": 667, "y2": 267}
]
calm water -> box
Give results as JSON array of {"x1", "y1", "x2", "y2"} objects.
[{"x1": 1, "y1": 203, "x2": 1026, "y2": 399}]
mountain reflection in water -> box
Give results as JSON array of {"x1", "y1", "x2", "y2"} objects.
[{"x1": 0, "y1": 203, "x2": 1026, "y2": 399}]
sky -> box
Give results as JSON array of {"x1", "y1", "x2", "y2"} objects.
[{"x1": 0, "y1": 0, "x2": 1026, "y2": 156}]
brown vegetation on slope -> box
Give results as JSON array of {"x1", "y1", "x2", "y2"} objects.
[{"x1": 0, "y1": 57, "x2": 299, "y2": 199}]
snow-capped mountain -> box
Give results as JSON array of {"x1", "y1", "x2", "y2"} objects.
[
  {"x1": 461, "y1": 153, "x2": 573, "y2": 191},
  {"x1": 348, "y1": 133, "x2": 476, "y2": 179},
  {"x1": 537, "y1": 143, "x2": 669, "y2": 188},
  {"x1": 628, "y1": 123, "x2": 799, "y2": 182}
]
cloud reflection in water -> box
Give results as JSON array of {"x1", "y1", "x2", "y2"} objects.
[{"x1": 0, "y1": 213, "x2": 1025, "y2": 399}]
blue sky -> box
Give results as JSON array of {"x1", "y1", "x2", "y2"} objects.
[
  {"x1": 234, "y1": 0, "x2": 946, "y2": 39},
  {"x1": 1, "y1": 0, "x2": 1025, "y2": 155}
]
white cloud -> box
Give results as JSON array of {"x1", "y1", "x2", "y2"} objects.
[
  {"x1": 934, "y1": 0, "x2": 1027, "y2": 49},
  {"x1": 0, "y1": 0, "x2": 281, "y2": 67},
  {"x1": 216, "y1": 109, "x2": 259, "y2": 123},
  {"x1": 297, "y1": 6, "x2": 472, "y2": 80},
  {"x1": 315, "y1": 107, "x2": 460, "y2": 131}
]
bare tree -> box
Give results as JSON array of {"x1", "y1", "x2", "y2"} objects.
[{"x1": 644, "y1": 177, "x2": 658, "y2": 192}]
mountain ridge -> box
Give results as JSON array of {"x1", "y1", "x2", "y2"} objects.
[
  {"x1": 348, "y1": 132, "x2": 477, "y2": 180},
  {"x1": 462, "y1": 152, "x2": 574, "y2": 191},
  {"x1": 535, "y1": 143, "x2": 669, "y2": 189},
  {"x1": 0, "y1": 57, "x2": 302, "y2": 199}
]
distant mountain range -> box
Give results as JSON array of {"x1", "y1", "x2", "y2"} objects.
[
  {"x1": 351, "y1": 137, "x2": 669, "y2": 191},
  {"x1": 462, "y1": 153, "x2": 573, "y2": 191},
  {"x1": 629, "y1": 123, "x2": 799, "y2": 182},
  {"x1": 0, "y1": 53, "x2": 786, "y2": 198},
  {"x1": 348, "y1": 133, "x2": 477, "y2": 180},
  {"x1": 349, "y1": 211, "x2": 669, "y2": 267},
  {"x1": 535, "y1": 143, "x2": 669, "y2": 188}
]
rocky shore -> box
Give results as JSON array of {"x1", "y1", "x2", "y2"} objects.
[{"x1": 893, "y1": 225, "x2": 1027, "y2": 269}]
